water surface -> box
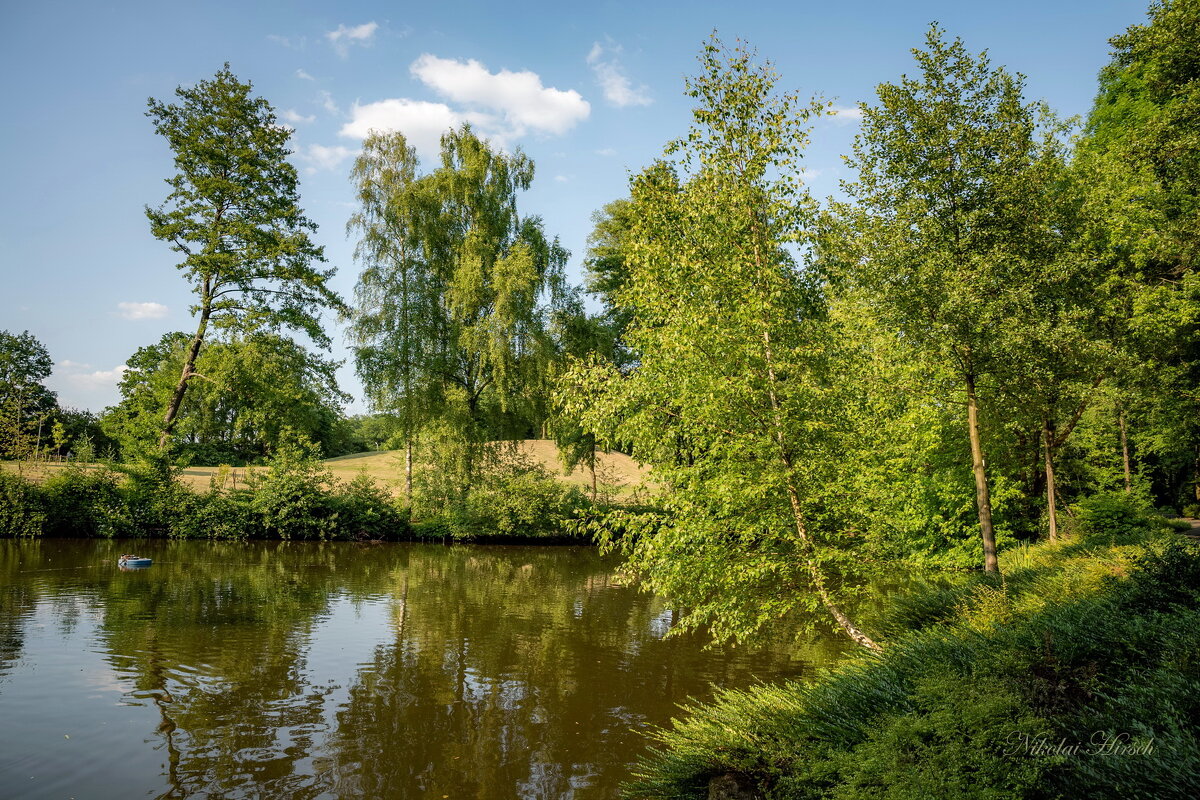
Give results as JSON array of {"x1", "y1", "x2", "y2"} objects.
[{"x1": 0, "y1": 539, "x2": 844, "y2": 798}]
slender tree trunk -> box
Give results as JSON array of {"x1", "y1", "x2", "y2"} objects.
[
  {"x1": 1043, "y1": 418, "x2": 1058, "y2": 543},
  {"x1": 160, "y1": 305, "x2": 211, "y2": 448},
  {"x1": 1118, "y1": 410, "x2": 1132, "y2": 493},
  {"x1": 405, "y1": 438, "x2": 413, "y2": 497},
  {"x1": 965, "y1": 373, "x2": 999, "y2": 572},
  {"x1": 759, "y1": 325, "x2": 880, "y2": 651},
  {"x1": 782, "y1": 478, "x2": 881, "y2": 651}
]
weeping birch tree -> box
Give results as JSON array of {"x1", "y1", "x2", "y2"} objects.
[
  {"x1": 564, "y1": 39, "x2": 880, "y2": 650},
  {"x1": 349, "y1": 126, "x2": 568, "y2": 503}
]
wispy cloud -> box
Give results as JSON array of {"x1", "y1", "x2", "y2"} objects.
[
  {"x1": 281, "y1": 109, "x2": 316, "y2": 125},
  {"x1": 57, "y1": 363, "x2": 128, "y2": 391},
  {"x1": 587, "y1": 41, "x2": 651, "y2": 108},
  {"x1": 300, "y1": 143, "x2": 357, "y2": 173},
  {"x1": 268, "y1": 33, "x2": 307, "y2": 50},
  {"x1": 320, "y1": 90, "x2": 341, "y2": 117},
  {"x1": 296, "y1": 68, "x2": 315, "y2": 81},
  {"x1": 116, "y1": 301, "x2": 168, "y2": 320},
  {"x1": 327, "y1": 21, "x2": 378, "y2": 57},
  {"x1": 338, "y1": 54, "x2": 589, "y2": 158},
  {"x1": 827, "y1": 105, "x2": 864, "y2": 124},
  {"x1": 596, "y1": 147, "x2": 617, "y2": 157}
]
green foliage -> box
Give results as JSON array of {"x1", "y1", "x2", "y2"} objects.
[
  {"x1": 145, "y1": 64, "x2": 344, "y2": 448},
  {"x1": 0, "y1": 329, "x2": 57, "y2": 460},
  {"x1": 41, "y1": 466, "x2": 125, "y2": 538},
  {"x1": 1072, "y1": 490, "x2": 1164, "y2": 540},
  {"x1": 564, "y1": 37, "x2": 883, "y2": 648},
  {"x1": 247, "y1": 439, "x2": 339, "y2": 541},
  {"x1": 0, "y1": 471, "x2": 45, "y2": 537},
  {"x1": 626, "y1": 535, "x2": 1200, "y2": 799},
  {"x1": 349, "y1": 126, "x2": 570, "y2": 497},
  {"x1": 102, "y1": 331, "x2": 349, "y2": 463}
]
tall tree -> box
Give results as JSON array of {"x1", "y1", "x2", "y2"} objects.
[
  {"x1": 565, "y1": 39, "x2": 879, "y2": 650},
  {"x1": 834, "y1": 27, "x2": 1067, "y2": 571},
  {"x1": 146, "y1": 65, "x2": 344, "y2": 449},
  {"x1": 349, "y1": 126, "x2": 567, "y2": 502}
]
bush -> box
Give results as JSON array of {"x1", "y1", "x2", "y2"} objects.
[
  {"x1": 248, "y1": 445, "x2": 338, "y2": 541},
  {"x1": 41, "y1": 466, "x2": 124, "y2": 537},
  {"x1": 1072, "y1": 491, "x2": 1161, "y2": 541},
  {"x1": 1183, "y1": 503, "x2": 1200, "y2": 519},
  {"x1": 0, "y1": 472, "x2": 45, "y2": 537},
  {"x1": 327, "y1": 472, "x2": 407, "y2": 540}
]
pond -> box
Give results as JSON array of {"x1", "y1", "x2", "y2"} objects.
[{"x1": 0, "y1": 539, "x2": 846, "y2": 799}]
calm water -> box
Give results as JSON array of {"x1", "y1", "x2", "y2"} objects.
[{"x1": 0, "y1": 539, "x2": 844, "y2": 799}]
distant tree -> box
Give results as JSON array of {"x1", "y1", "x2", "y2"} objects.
[
  {"x1": 102, "y1": 331, "x2": 347, "y2": 464},
  {"x1": 145, "y1": 65, "x2": 344, "y2": 449},
  {"x1": 0, "y1": 330, "x2": 57, "y2": 461}
]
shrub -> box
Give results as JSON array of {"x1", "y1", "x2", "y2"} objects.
[
  {"x1": 0, "y1": 472, "x2": 45, "y2": 537},
  {"x1": 327, "y1": 472, "x2": 407, "y2": 540},
  {"x1": 248, "y1": 446, "x2": 338, "y2": 541},
  {"x1": 41, "y1": 466, "x2": 123, "y2": 537},
  {"x1": 1072, "y1": 491, "x2": 1160, "y2": 541}
]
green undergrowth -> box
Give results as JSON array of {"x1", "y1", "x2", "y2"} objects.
[
  {"x1": 628, "y1": 525, "x2": 1200, "y2": 799},
  {"x1": 0, "y1": 449, "x2": 598, "y2": 542}
]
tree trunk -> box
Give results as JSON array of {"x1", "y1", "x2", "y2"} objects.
[
  {"x1": 1118, "y1": 410, "x2": 1132, "y2": 493},
  {"x1": 966, "y1": 374, "x2": 999, "y2": 572},
  {"x1": 160, "y1": 306, "x2": 211, "y2": 449},
  {"x1": 1043, "y1": 418, "x2": 1058, "y2": 543},
  {"x1": 405, "y1": 438, "x2": 413, "y2": 497}
]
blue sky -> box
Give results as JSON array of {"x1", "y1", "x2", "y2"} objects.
[{"x1": 0, "y1": 0, "x2": 1150, "y2": 414}]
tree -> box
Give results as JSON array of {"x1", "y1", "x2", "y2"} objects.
[
  {"x1": 565, "y1": 38, "x2": 879, "y2": 649},
  {"x1": 349, "y1": 126, "x2": 567, "y2": 503},
  {"x1": 834, "y1": 27, "x2": 1069, "y2": 571},
  {"x1": 0, "y1": 330, "x2": 57, "y2": 461},
  {"x1": 146, "y1": 65, "x2": 344, "y2": 449},
  {"x1": 1081, "y1": 0, "x2": 1200, "y2": 508},
  {"x1": 102, "y1": 331, "x2": 348, "y2": 464}
]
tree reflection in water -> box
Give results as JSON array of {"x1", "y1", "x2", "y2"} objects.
[{"x1": 0, "y1": 539, "x2": 843, "y2": 799}]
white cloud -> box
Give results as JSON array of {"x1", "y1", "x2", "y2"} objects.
[
  {"x1": 411, "y1": 54, "x2": 590, "y2": 136},
  {"x1": 62, "y1": 364, "x2": 127, "y2": 391},
  {"x1": 554, "y1": 174, "x2": 569, "y2": 183},
  {"x1": 58, "y1": 359, "x2": 91, "y2": 369},
  {"x1": 301, "y1": 144, "x2": 357, "y2": 172},
  {"x1": 587, "y1": 41, "x2": 651, "y2": 108},
  {"x1": 340, "y1": 99, "x2": 493, "y2": 157},
  {"x1": 596, "y1": 147, "x2": 617, "y2": 157},
  {"x1": 282, "y1": 109, "x2": 316, "y2": 125},
  {"x1": 296, "y1": 69, "x2": 315, "y2": 81},
  {"x1": 828, "y1": 105, "x2": 864, "y2": 124},
  {"x1": 327, "y1": 21, "x2": 378, "y2": 57},
  {"x1": 116, "y1": 301, "x2": 168, "y2": 320},
  {"x1": 320, "y1": 90, "x2": 341, "y2": 117}
]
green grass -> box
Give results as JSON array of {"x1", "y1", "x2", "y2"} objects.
[{"x1": 626, "y1": 528, "x2": 1200, "y2": 799}]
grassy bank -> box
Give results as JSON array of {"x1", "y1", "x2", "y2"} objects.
[{"x1": 628, "y1": 518, "x2": 1200, "y2": 799}]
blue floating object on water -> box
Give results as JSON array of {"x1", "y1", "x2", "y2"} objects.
[{"x1": 118, "y1": 556, "x2": 153, "y2": 568}]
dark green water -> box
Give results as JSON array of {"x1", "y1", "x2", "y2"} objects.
[{"x1": 0, "y1": 539, "x2": 844, "y2": 799}]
